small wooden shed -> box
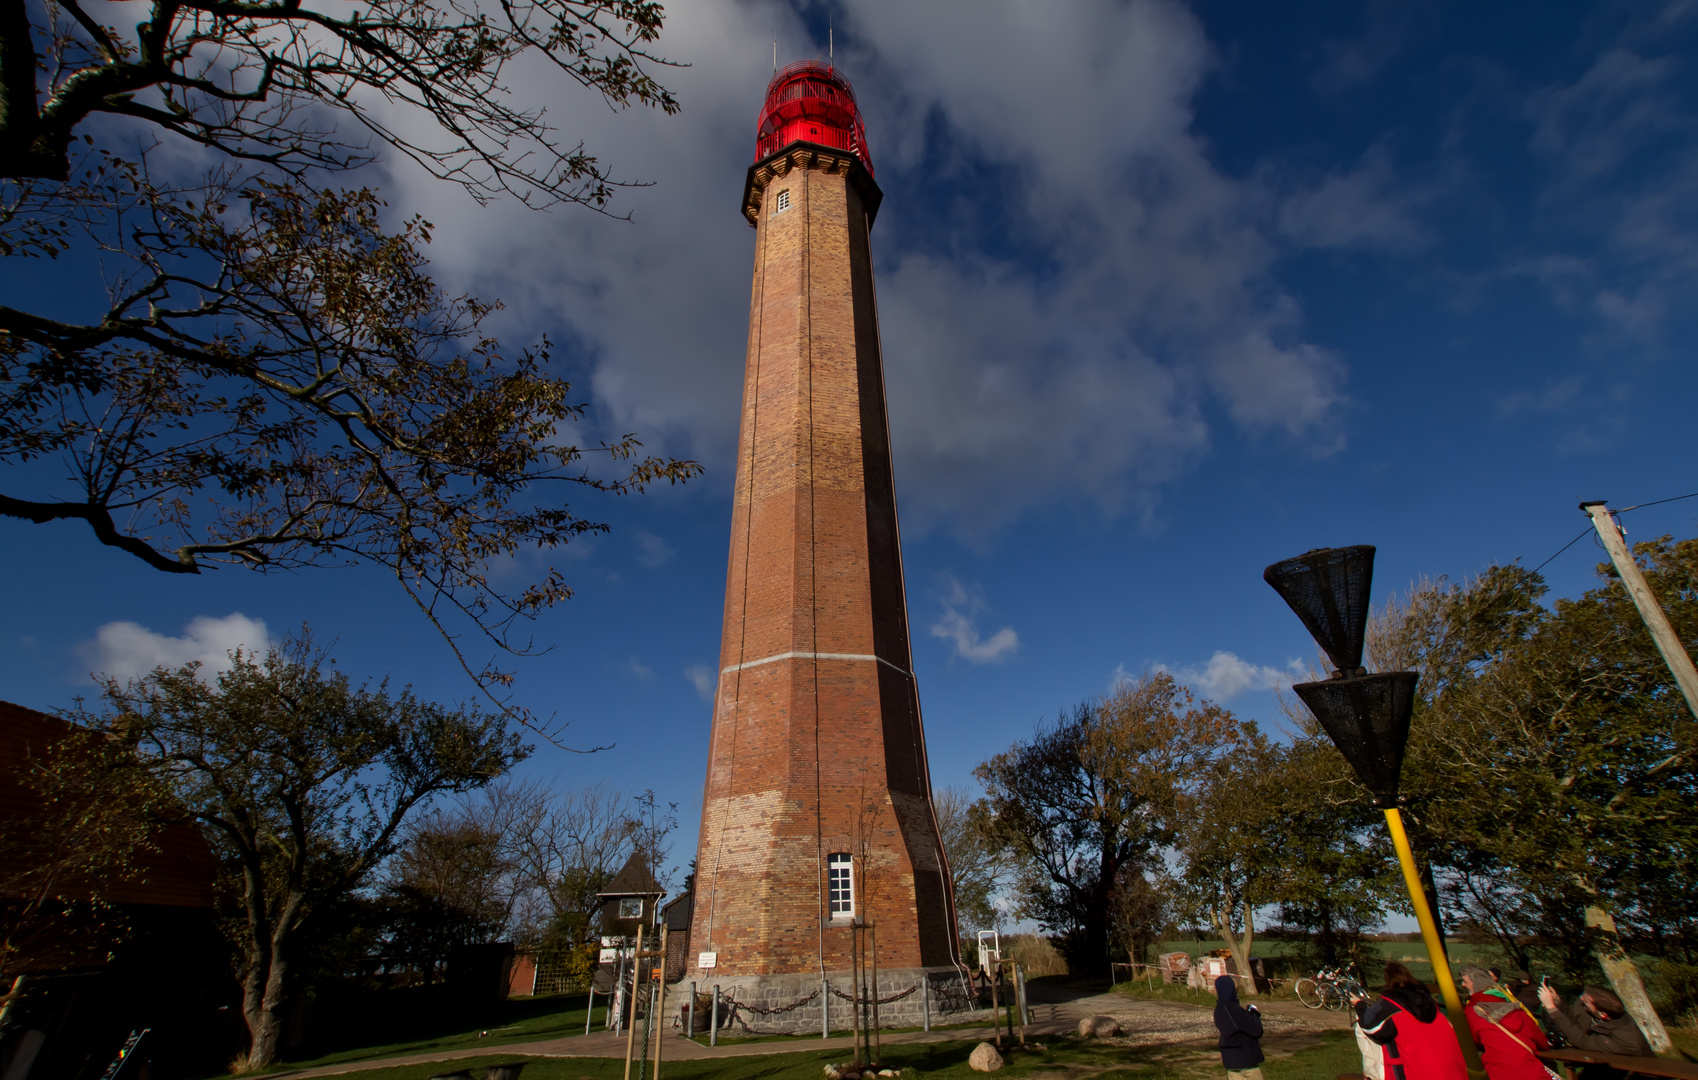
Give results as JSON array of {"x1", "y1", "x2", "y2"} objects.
[{"x1": 597, "y1": 853, "x2": 664, "y2": 935}]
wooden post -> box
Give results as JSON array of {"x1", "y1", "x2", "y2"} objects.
[
  {"x1": 989, "y1": 963, "x2": 1002, "y2": 1049},
  {"x1": 623, "y1": 930, "x2": 642, "y2": 1080},
  {"x1": 850, "y1": 925, "x2": 863, "y2": 1067},
  {"x1": 870, "y1": 925, "x2": 881, "y2": 1066},
  {"x1": 653, "y1": 926, "x2": 668, "y2": 1080},
  {"x1": 1575, "y1": 503, "x2": 1688, "y2": 1056},
  {"x1": 1582, "y1": 502, "x2": 1698, "y2": 722}
]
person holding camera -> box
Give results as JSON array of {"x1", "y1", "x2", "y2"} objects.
[
  {"x1": 1352, "y1": 961, "x2": 1469, "y2": 1080},
  {"x1": 1214, "y1": 974, "x2": 1265, "y2": 1080},
  {"x1": 1537, "y1": 982, "x2": 1653, "y2": 1078},
  {"x1": 1460, "y1": 965, "x2": 1550, "y2": 1080}
]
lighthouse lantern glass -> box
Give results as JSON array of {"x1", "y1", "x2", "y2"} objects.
[{"x1": 755, "y1": 61, "x2": 873, "y2": 178}]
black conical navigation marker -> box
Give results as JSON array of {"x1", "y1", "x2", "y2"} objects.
[
  {"x1": 1263, "y1": 545, "x2": 1376, "y2": 677},
  {"x1": 1291, "y1": 671, "x2": 1416, "y2": 807}
]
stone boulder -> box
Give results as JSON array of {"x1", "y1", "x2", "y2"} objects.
[
  {"x1": 969, "y1": 1042, "x2": 1004, "y2": 1072},
  {"x1": 1077, "y1": 1015, "x2": 1121, "y2": 1038}
]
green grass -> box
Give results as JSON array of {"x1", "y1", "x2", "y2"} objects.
[
  {"x1": 252, "y1": 1029, "x2": 1363, "y2": 1080},
  {"x1": 252, "y1": 993, "x2": 600, "y2": 1074}
]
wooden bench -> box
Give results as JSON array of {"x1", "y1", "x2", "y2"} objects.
[{"x1": 1539, "y1": 1047, "x2": 1698, "y2": 1080}]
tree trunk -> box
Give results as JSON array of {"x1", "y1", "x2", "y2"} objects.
[
  {"x1": 1585, "y1": 905, "x2": 1672, "y2": 1054},
  {"x1": 1418, "y1": 856, "x2": 1447, "y2": 941},
  {"x1": 1215, "y1": 901, "x2": 1258, "y2": 996},
  {"x1": 241, "y1": 889, "x2": 301, "y2": 1069}
]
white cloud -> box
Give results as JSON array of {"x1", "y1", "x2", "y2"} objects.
[
  {"x1": 627, "y1": 656, "x2": 656, "y2": 681},
  {"x1": 1518, "y1": 33, "x2": 1698, "y2": 343},
  {"x1": 375, "y1": 0, "x2": 1349, "y2": 538},
  {"x1": 684, "y1": 662, "x2": 716, "y2": 701},
  {"x1": 1137, "y1": 651, "x2": 1305, "y2": 700},
  {"x1": 1276, "y1": 145, "x2": 1431, "y2": 254},
  {"x1": 930, "y1": 576, "x2": 1019, "y2": 665},
  {"x1": 633, "y1": 531, "x2": 675, "y2": 569},
  {"x1": 79, "y1": 613, "x2": 271, "y2": 683}
]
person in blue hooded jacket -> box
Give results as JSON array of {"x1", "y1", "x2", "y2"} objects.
[{"x1": 1214, "y1": 975, "x2": 1265, "y2": 1080}]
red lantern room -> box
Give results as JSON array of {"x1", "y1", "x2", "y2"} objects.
[{"x1": 754, "y1": 61, "x2": 873, "y2": 178}]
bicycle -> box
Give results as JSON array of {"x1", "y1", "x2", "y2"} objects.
[{"x1": 1294, "y1": 967, "x2": 1364, "y2": 1011}]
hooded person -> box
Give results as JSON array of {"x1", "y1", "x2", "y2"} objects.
[
  {"x1": 1353, "y1": 961, "x2": 1469, "y2": 1080},
  {"x1": 1214, "y1": 975, "x2": 1265, "y2": 1080},
  {"x1": 1460, "y1": 965, "x2": 1551, "y2": 1080}
]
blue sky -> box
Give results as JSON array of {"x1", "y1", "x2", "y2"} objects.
[{"x1": 4, "y1": 0, "x2": 1697, "y2": 916}]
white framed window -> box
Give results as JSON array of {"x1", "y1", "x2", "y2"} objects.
[
  {"x1": 774, "y1": 189, "x2": 791, "y2": 214},
  {"x1": 827, "y1": 852, "x2": 854, "y2": 920},
  {"x1": 618, "y1": 897, "x2": 643, "y2": 919}
]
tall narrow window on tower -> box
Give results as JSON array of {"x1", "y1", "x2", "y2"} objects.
[
  {"x1": 774, "y1": 189, "x2": 791, "y2": 213},
  {"x1": 827, "y1": 853, "x2": 855, "y2": 920}
]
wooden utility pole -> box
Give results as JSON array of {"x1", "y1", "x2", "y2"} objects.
[
  {"x1": 1577, "y1": 501, "x2": 1684, "y2": 1055},
  {"x1": 1581, "y1": 501, "x2": 1698, "y2": 721}
]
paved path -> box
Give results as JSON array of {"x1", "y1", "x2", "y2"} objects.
[{"x1": 257, "y1": 982, "x2": 1351, "y2": 1080}]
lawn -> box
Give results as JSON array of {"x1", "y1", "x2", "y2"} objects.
[
  {"x1": 252, "y1": 992, "x2": 600, "y2": 1074},
  {"x1": 263, "y1": 1029, "x2": 1364, "y2": 1080}
]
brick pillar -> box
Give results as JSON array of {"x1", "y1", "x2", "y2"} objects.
[{"x1": 688, "y1": 144, "x2": 958, "y2": 994}]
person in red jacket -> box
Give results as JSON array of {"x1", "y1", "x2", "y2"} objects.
[
  {"x1": 1352, "y1": 962, "x2": 1469, "y2": 1080},
  {"x1": 1460, "y1": 966, "x2": 1550, "y2": 1080}
]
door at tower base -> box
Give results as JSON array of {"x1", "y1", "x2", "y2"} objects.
[{"x1": 687, "y1": 61, "x2": 964, "y2": 1002}]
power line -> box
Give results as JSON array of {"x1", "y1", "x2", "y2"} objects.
[
  {"x1": 1531, "y1": 527, "x2": 1592, "y2": 575},
  {"x1": 1529, "y1": 489, "x2": 1698, "y2": 575},
  {"x1": 1615, "y1": 490, "x2": 1698, "y2": 514}
]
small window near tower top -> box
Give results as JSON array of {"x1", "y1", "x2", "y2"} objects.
[
  {"x1": 774, "y1": 189, "x2": 791, "y2": 214},
  {"x1": 827, "y1": 852, "x2": 854, "y2": 920},
  {"x1": 618, "y1": 898, "x2": 643, "y2": 919}
]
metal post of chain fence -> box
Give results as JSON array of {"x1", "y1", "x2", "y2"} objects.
[
  {"x1": 822, "y1": 977, "x2": 829, "y2": 1039},
  {"x1": 587, "y1": 983, "x2": 596, "y2": 1036},
  {"x1": 922, "y1": 976, "x2": 930, "y2": 1032},
  {"x1": 710, "y1": 984, "x2": 719, "y2": 1046}
]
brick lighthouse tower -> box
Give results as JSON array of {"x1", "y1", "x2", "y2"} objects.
[{"x1": 687, "y1": 62, "x2": 964, "y2": 1025}]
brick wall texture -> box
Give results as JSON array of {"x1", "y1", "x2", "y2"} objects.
[{"x1": 689, "y1": 146, "x2": 957, "y2": 982}]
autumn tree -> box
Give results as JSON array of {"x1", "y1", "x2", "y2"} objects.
[
  {"x1": 1, "y1": 2, "x2": 699, "y2": 721},
  {"x1": 482, "y1": 779, "x2": 676, "y2": 949},
  {"x1": 1363, "y1": 541, "x2": 1698, "y2": 1040},
  {"x1": 933, "y1": 784, "x2": 1011, "y2": 934},
  {"x1": 375, "y1": 809, "x2": 518, "y2": 983},
  {"x1": 66, "y1": 634, "x2": 528, "y2": 1069},
  {"x1": 1171, "y1": 725, "x2": 1286, "y2": 993},
  {"x1": 977, "y1": 672, "x2": 1237, "y2": 976},
  {"x1": 1264, "y1": 734, "x2": 1398, "y2": 975}
]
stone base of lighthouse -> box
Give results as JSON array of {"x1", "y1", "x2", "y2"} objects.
[{"x1": 678, "y1": 967, "x2": 986, "y2": 1036}]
